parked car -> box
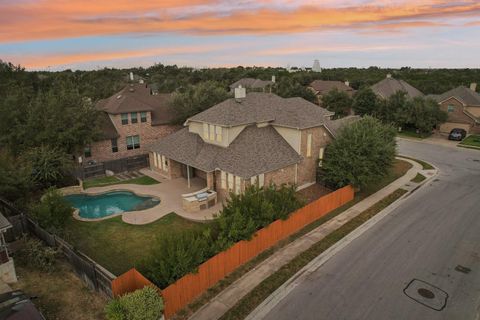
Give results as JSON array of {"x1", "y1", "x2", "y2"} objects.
[
  {"x1": 0, "y1": 290, "x2": 45, "y2": 320},
  {"x1": 448, "y1": 128, "x2": 467, "y2": 141}
]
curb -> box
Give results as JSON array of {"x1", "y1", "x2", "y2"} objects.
[{"x1": 245, "y1": 158, "x2": 438, "y2": 320}]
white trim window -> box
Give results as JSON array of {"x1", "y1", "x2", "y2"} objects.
[
  {"x1": 235, "y1": 176, "x2": 241, "y2": 194},
  {"x1": 306, "y1": 133, "x2": 312, "y2": 157}
]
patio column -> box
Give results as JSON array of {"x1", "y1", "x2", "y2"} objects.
[{"x1": 187, "y1": 165, "x2": 191, "y2": 188}]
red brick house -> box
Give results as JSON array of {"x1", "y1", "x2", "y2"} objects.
[
  {"x1": 82, "y1": 83, "x2": 178, "y2": 164},
  {"x1": 430, "y1": 84, "x2": 480, "y2": 133},
  {"x1": 148, "y1": 88, "x2": 350, "y2": 202}
]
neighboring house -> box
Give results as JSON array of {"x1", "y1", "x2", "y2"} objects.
[
  {"x1": 371, "y1": 74, "x2": 423, "y2": 99},
  {"x1": 84, "y1": 83, "x2": 178, "y2": 164},
  {"x1": 429, "y1": 84, "x2": 480, "y2": 133},
  {"x1": 308, "y1": 80, "x2": 355, "y2": 105},
  {"x1": 229, "y1": 77, "x2": 275, "y2": 92},
  {"x1": 149, "y1": 88, "x2": 346, "y2": 202}
]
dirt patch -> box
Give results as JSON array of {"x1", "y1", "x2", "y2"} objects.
[
  {"x1": 11, "y1": 258, "x2": 107, "y2": 320},
  {"x1": 297, "y1": 184, "x2": 332, "y2": 204}
]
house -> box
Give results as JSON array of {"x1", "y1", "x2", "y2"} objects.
[
  {"x1": 308, "y1": 80, "x2": 355, "y2": 105},
  {"x1": 149, "y1": 88, "x2": 344, "y2": 204},
  {"x1": 371, "y1": 74, "x2": 423, "y2": 99},
  {"x1": 229, "y1": 77, "x2": 275, "y2": 92},
  {"x1": 0, "y1": 212, "x2": 16, "y2": 284},
  {"x1": 429, "y1": 84, "x2": 480, "y2": 133},
  {"x1": 83, "y1": 83, "x2": 178, "y2": 164}
]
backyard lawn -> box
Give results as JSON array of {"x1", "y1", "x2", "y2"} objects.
[
  {"x1": 64, "y1": 213, "x2": 210, "y2": 275},
  {"x1": 459, "y1": 134, "x2": 480, "y2": 149},
  {"x1": 82, "y1": 175, "x2": 160, "y2": 189}
]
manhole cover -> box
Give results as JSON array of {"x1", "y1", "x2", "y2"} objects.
[
  {"x1": 404, "y1": 279, "x2": 448, "y2": 311},
  {"x1": 418, "y1": 288, "x2": 435, "y2": 299}
]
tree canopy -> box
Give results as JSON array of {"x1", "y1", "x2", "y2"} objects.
[{"x1": 321, "y1": 88, "x2": 353, "y2": 118}]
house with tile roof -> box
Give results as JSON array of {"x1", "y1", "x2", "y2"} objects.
[
  {"x1": 429, "y1": 83, "x2": 480, "y2": 133},
  {"x1": 84, "y1": 83, "x2": 178, "y2": 164},
  {"x1": 229, "y1": 77, "x2": 275, "y2": 93},
  {"x1": 149, "y1": 88, "x2": 350, "y2": 207},
  {"x1": 371, "y1": 74, "x2": 423, "y2": 100}
]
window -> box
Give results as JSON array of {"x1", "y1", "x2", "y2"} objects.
[
  {"x1": 121, "y1": 113, "x2": 129, "y2": 125},
  {"x1": 203, "y1": 123, "x2": 209, "y2": 139},
  {"x1": 209, "y1": 125, "x2": 215, "y2": 141},
  {"x1": 318, "y1": 147, "x2": 324, "y2": 167},
  {"x1": 126, "y1": 135, "x2": 140, "y2": 150},
  {"x1": 306, "y1": 133, "x2": 312, "y2": 157},
  {"x1": 140, "y1": 112, "x2": 147, "y2": 123},
  {"x1": 227, "y1": 173, "x2": 234, "y2": 191},
  {"x1": 215, "y1": 126, "x2": 223, "y2": 142},
  {"x1": 153, "y1": 152, "x2": 158, "y2": 167},
  {"x1": 221, "y1": 171, "x2": 227, "y2": 189},
  {"x1": 131, "y1": 112, "x2": 138, "y2": 124},
  {"x1": 111, "y1": 138, "x2": 118, "y2": 153},
  {"x1": 235, "y1": 176, "x2": 241, "y2": 194},
  {"x1": 84, "y1": 147, "x2": 92, "y2": 158},
  {"x1": 447, "y1": 105, "x2": 455, "y2": 113}
]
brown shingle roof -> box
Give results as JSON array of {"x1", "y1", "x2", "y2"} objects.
[
  {"x1": 187, "y1": 92, "x2": 333, "y2": 129},
  {"x1": 371, "y1": 77, "x2": 423, "y2": 99},
  {"x1": 97, "y1": 112, "x2": 119, "y2": 140},
  {"x1": 230, "y1": 78, "x2": 273, "y2": 90},
  {"x1": 430, "y1": 86, "x2": 480, "y2": 106},
  {"x1": 96, "y1": 83, "x2": 175, "y2": 125},
  {"x1": 309, "y1": 80, "x2": 354, "y2": 95},
  {"x1": 324, "y1": 115, "x2": 361, "y2": 138},
  {"x1": 149, "y1": 125, "x2": 302, "y2": 178}
]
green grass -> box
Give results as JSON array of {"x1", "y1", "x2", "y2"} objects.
[
  {"x1": 411, "y1": 173, "x2": 426, "y2": 183},
  {"x1": 397, "y1": 129, "x2": 431, "y2": 139},
  {"x1": 219, "y1": 189, "x2": 408, "y2": 320},
  {"x1": 63, "y1": 213, "x2": 209, "y2": 275},
  {"x1": 399, "y1": 155, "x2": 434, "y2": 170},
  {"x1": 82, "y1": 175, "x2": 160, "y2": 189},
  {"x1": 173, "y1": 159, "x2": 413, "y2": 319},
  {"x1": 459, "y1": 135, "x2": 480, "y2": 148}
]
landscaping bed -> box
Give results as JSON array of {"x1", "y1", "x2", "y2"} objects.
[
  {"x1": 459, "y1": 134, "x2": 480, "y2": 149},
  {"x1": 63, "y1": 213, "x2": 209, "y2": 275},
  {"x1": 82, "y1": 175, "x2": 160, "y2": 189}
]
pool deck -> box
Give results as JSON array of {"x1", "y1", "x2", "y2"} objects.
[{"x1": 82, "y1": 169, "x2": 222, "y2": 225}]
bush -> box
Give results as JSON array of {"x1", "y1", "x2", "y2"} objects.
[
  {"x1": 321, "y1": 116, "x2": 396, "y2": 190},
  {"x1": 23, "y1": 145, "x2": 71, "y2": 188},
  {"x1": 216, "y1": 184, "x2": 303, "y2": 249},
  {"x1": 18, "y1": 237, "x2": 58, "y2": 272},
  {"x1": 105, "y1": 286, "x2": 163, "y2": 320},
  {"x1": 32, "y1": 188, "x2": 73, "y2": 233},
  {"x1": 142, "y1": 229, "x2": 215, "y2": 288}
]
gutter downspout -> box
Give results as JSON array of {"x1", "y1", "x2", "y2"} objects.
[{"x1": 187, "y1": 165, "x2": 191, "y2": 188}]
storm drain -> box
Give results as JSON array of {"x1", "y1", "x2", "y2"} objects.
[
  {"x1": 404, "y1": 279, "x2": 448, "y2": 311},
  {"x1": 455, "y1": 265, "x2": 471, "y2": 274}
]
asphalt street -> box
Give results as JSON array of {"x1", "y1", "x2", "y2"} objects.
[{"x1": 262, "y1": 139, "x2": 480, "y2": 320}]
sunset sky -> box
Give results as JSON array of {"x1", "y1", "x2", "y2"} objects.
[{"x1": 1, "y1": 0, "x2": 479, "y2": 70}]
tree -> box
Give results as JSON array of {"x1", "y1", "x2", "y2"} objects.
[
  {"x1": 171, "y1": 81, "x2": 230, "y2": 124},
  {"x1": 321, "y1": 116, "x2": 396, "y2": 190},
  {"x1": 23, "y1": 146, "x2": 71, "y2": 188},
  {"x1": 352, "y1": 87, "x2": 380, "y2": 116},
  {"x1": 407, "y1": 97, "x2": 448, "y2": 133},
  {"x1": 321, "y1": 88, "x2": 353, "y2": 118},
  {"x1": 274, "y1": 77, "x2": 317, "y2": 103},
  {"x1": 105, "y1": 286, "x2": 163, "y2": 320},
  {"x1": 0, "y1": 151, "x2": 32, "y2": 204},
  {"x1": 32, "y1": 188, "x2": 73, "y2": 233}
]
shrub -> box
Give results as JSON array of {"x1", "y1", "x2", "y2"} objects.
[
  {"x1": 321, "y1": 116, "x2": 396, "y2": 190},
  {"x1": 215, "y1": 184, "x2": 303, "y2": 249},
  {"x1": 22, "y1": 145, "x2": 71, "y2": 188},
  {"x1": 105, "y1": 286, "x2": 163, "y2": 320},
  {"x1": 18, "y1": 237, "x2": 58, "y2": 272},
  {"x1": 142, "y1": 229, "x2": 215, "y2": 288},
  {"x1": 32, "y1": 188, "x2": 73, "y2": 233}
]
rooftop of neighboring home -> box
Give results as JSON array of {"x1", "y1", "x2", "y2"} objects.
[
  {"x1": 150, "y1": 91, "x2": 335, "y2": 178},
  {"x1": 429, "y1": 84, "x2": 480, "y2": 106},
  {"x1": 371, "y1": 74, "x2": 423, "y2": 99},
  {"x1": 95, "y1": 83, "x2": 175, "y2": 139},
  {"x1": 229, "y1": 77, "x2": 274, "y2": 90},
  {"x1": 324, "y1": 115, "x2": 361, "y2": 138},
  {"x1": 309, "y1": 80, "x2": 355, "y2": 95}
]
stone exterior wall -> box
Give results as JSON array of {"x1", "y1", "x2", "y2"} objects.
[
  {"x1": 265, "y1": 164, "x2": 296, "y2": 186},
  {"x1": 297, "y1": 126, "x2": 332, "y2": 187},
  {"x1": 87, "y1": 112, "x2": 179, "y2": 163}
]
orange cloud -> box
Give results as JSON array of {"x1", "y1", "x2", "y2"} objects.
[{"x1": 1, "y1": 0, "x2": 479, "y2": 42}]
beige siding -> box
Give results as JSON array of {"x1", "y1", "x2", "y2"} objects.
[{"x1": 273, "y1": 126, "x2": 301, "y2": 153}]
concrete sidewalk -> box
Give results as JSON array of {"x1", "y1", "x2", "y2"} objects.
[{"x1": 189, "y1": 157, "x2": 435, "y2": 320}]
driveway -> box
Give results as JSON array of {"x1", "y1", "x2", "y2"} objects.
[{"x1": 261, "y1": 139, "x2": 480, "y2": 320}]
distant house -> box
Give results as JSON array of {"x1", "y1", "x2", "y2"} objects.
[
  {"x1": 429, "y1": 84, "x2": 480, "y2": 133},
  {"x1": 308, "y1": 80, "x2": 355, "y2": 105},
  {"x1": 83, "y1": 83, "x2": 178, "y2": 164},
  {"x1": 229, "y1": 77, "x2": 275, "y2": 92},
  {"x1": 371, "y1": 74, "x2": 423, "y2": 99},
  {"x1": 149, "y1": 88, "x2": 354, "y2": 205}
]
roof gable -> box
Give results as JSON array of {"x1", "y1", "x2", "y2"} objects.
[
  {"x1": 434, "y1": 86, "x2": 480, "y2": 106},
  {"x1": 309, "y1": 80, "x2": 354, "y2": 94},
  {"x1": 371, "y1": 77, "x2": 423, "y2": 99}
]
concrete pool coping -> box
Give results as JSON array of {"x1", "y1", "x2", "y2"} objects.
[{"x1": 68, "y1": 189, "x2": 162, "y2": 222}]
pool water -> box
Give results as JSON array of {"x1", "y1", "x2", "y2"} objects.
[{"x1": 65, "y1": 191, "x2": 160, "y2": 219}]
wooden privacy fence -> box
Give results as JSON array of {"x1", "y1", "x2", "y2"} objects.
[
  {"x1": 111, "y1": 268, "x2": 158, "y2": 297},
  {"x1": 112, "y1": 185, "x2": 354, "y2": 318}
]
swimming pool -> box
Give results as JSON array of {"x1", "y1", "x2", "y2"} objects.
[{"x1": 65, "y1": 191, "x2": 160, "y2": 219}]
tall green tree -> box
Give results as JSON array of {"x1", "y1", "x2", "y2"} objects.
[
  {"x1": 274, "y1": 77, "x2": 317, "y2": 102},
  {"x1": 22, "y1": 146, "x2": 71, "y2": 188},
  {"x1": 321, "y1": 116, "x2": 396, "y2": 190},
  {"x1": 321, "y1": 88, "x2": 353, "y2": 118},
  {"x1": 352, "y1": 87, "x2": 380, "y2": 116}
]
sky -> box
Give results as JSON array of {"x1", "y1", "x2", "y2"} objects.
[{"x1": 0, "y1": 0, "x2": 479, "y2": 70}]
